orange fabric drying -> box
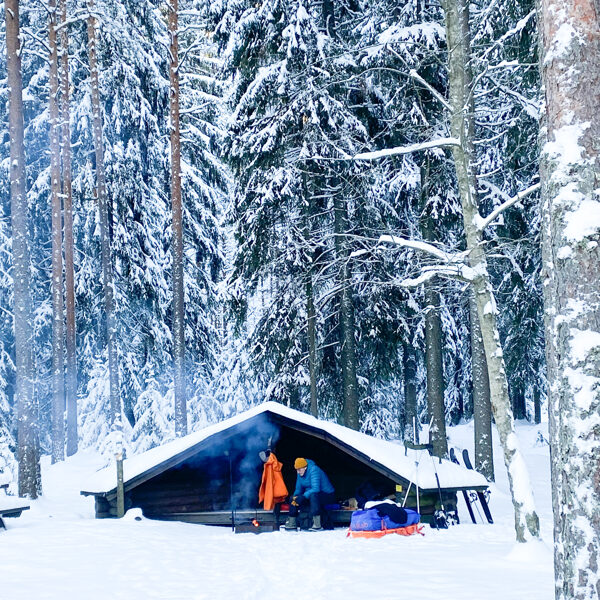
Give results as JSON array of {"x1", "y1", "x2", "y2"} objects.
[{"x1": 258, "y1": 453, "x2": 289, "y2": 511}]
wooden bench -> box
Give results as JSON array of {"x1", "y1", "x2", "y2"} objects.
[
  {"x1": 0, "y1": 484, "x2": 30, "y2": 530},
  {"x1": 151, "y1": 508, "x2": 356, "y2": 528}
]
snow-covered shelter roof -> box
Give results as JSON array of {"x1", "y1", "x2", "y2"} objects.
[{"x1": 81, "y1": 402, "x2": 487, "y2": 497}]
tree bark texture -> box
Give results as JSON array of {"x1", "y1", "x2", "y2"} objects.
[
  {"x1": 420, "y1": 172, "x2": 448, "y2": 458},
  {"x1": 169, "y1": 0, "x2": 187, "y2": 437},
  {"x1": 424, "y1": 284, "x2": 447, "y2": 457},
  {"x1": 59, "y1": 0, "x2": 78, "y2": 457},
  {"x1": 402, "y1": 341, "x2": 418, "y2": 442},
  {"x1": 49, "y1": 0, "x2": 66, "y2": 464},
  {"x1": 87, "y1": 0, "x2": 121, "y2": 428},
  {"x1": 333, "y1": 195, "x2": 359, "y2": 430},
  {"x1": 306, "y1": 275, "x2": 318, "y2": 417},
  {"x1": 303, "y1": 173, "x2": 318, "y2": 417},
  {"x1": 511, "y1": 385, "x2": 527, "y2": 421},
  {"x1": 533, "y1": 386, "x2": 541, "y2": 425},
  {"x1": 539, "y1": 0, "x2": 600, "y2": 597},
  {"x1": 422, "y1": 225, "x2": 448, "y2": 458},
  {"x1": 470, "y1": 292, "x2": 494, "y2": 481},
  {"x1": 5, "y1": 0, "x2": 41, "y2": 498},
  {"x1": 442, "y1": 0, "x2": 539, "y2": 542}
]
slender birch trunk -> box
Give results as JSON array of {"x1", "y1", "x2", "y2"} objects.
[
  {"x1": 5, "y1": 0, "x2": 41, "y2": 498},
  {"x1": 539, "y1": 0, "x2": 600, "y2": 596},
  {"x1": 441, "y1": 0, "x2": 539, "y2": 541},
  {"x1": 59, "y1": 0, "x2": 78, "y2": 457},
  {"x1": 333, "y1": 193, "x2": 359, "y2": 430},
  {"x1": 169, "y1": 0, "x2": 187, "y2": 437},
  {"x1": 48, "y1": 0, "x2": 65, "y2": 463},
  {"x1": 87, "y1": 0, "x2": 120, "y2": 427}
]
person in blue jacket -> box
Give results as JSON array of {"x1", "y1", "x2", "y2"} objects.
[{"x1": 284, "y1": 457, "x2": 335, "y2": 531}]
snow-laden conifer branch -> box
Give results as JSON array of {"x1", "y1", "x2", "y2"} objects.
[
  {"x1": 475, "y1": 182, "x2": 540, "y2": 231},
  {"x1": 480, "y1": 10, "x2": 536, "y2": 62},
  {"x1": 395, "y1": 264, "x2": 475, "y2": 287},
  {"x1": 384, "y1": 44, "x2": 451, "y2": 111},
  {"x1": 21, "y1": 28, "x2": 50, "y2": 52},
  {"x1": 378, "y1": 234, "x2": 467, "y2": 264},
  {"x1": 480, "y1": 74, "x2": 539, "y2": 118},
  {"x1": 375, "y1": 235, "x2": 476, "y2": 287},
  {"x1": 407, "y1": 69, "x2": 451, "y2": 111},
  {"x1": 353, "y1": 138, "x2": 460, "y2": 161},
  {"x1": 54, "y1": 10, "x2": 100, "y2": 31}
]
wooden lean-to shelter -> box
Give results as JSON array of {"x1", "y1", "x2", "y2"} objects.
[{"x1": 81, "y1": 402, "x2": 488, "y2": 526}]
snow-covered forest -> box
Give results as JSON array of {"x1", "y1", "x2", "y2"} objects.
[{"x1": 0, "y1": 0, "x2": 598, "y2": 598}]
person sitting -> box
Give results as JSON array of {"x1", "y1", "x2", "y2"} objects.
[{"x1": 284, "y1": 458, "x2": 334, "y2": 531}]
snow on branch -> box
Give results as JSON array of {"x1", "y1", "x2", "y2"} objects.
[
  {"x1": 475, "y1": 182, "x2": 540, "y2": 231},
  {"x1": 377, "y1": 235, "x2": 476, "y2": 287},
  {"x1": 378, "y1": 235, "x2": 466, "y2": 263},
  {"x1": 480, "y1": 10, "x2": 536, "y2": 61},
  {"x1": 353, "y1": 138, "x2": 460, "y2": 161},
  {"x1": 397, "y1": 264, "x2": 475, "y2": 287},
  {"x1": 408, "y1": 69, "x2": 451, "y2": 111},
  {"x1": 55, "y1": 10, "x2": 100, "y2": 31}
]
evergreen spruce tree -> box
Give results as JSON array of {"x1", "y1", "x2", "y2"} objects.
[{"x1": 221, "y1": 0, "x2": 370, "y2": 425}]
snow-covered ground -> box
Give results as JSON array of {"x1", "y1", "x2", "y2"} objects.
[{"x1": 0, "y1": 422, "x2": 554, "y2": 600}]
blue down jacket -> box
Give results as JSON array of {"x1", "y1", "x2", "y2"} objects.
[{"x1": 293, "y1": 459, "x2": 334, "y2": 498}]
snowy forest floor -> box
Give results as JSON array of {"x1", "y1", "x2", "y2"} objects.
[{"x1": 0, "y1": 422, "x2": 553, "y2": 600}]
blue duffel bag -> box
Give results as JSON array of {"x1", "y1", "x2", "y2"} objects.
[{"x1": 350, "y1": 507, "x2": 420, "y2": 531}]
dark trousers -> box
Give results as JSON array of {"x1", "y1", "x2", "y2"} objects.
[{"x1": 289, "y1": 492, "x2": 335, "y2": 518}]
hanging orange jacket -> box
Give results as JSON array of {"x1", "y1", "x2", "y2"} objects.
[{"x1": 258, "y1": 453, "x2": 288, "y2": 511}]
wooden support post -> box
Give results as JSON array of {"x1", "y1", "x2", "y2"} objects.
[{"x1": 116, "y1": 452, "x2": 124, "y2": 518}]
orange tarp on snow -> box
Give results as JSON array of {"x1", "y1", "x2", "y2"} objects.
[{"x1": 346, "y1": 523, "x2": 424, "y2": 539}]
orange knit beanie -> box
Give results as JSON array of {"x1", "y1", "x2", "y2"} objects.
[{"x1": 294, "y1": 458, "x2": 308, "y2": 470}]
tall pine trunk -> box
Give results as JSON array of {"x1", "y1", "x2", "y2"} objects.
[
  {"x1": 420, "y1": 166, "x2": 448, "y2": 457},
  {"x1": 303, "y1": 173, "x2": 318, "y2": 417},
  {"x1": 442, "y1": 0, "x2": 539, "y2": 542},
  {"x1": 87, "y1": 0, "x2": 120, "y2": 427},
  {"x1": 48, "y1": 0, "x2": 65, "y2": 463},
  {"x1": 5, "y1": 0, "x2": 41, "y2": 498},
  {"x1": 470, "y1": 293, "x2": 494, "y2": 481},
  {"x1": 306, "y1": 275, "x2": 318, "y2": 417},
  {"x1": 533, "y1": 386, "x2": 541, "y2": 425},
  {"x1": 539, "y1": 0, "x2": 600, "y2": 596},
  {"x1": 424, "y1": 288, "x2": 446, "y2": 457},
  {"x1": 402, "y1": 341, "x2": 418, "y2": 442},
  {"x1": 333, "y1": 194, "x2": 359, "y2": 430},
  {"x1": 59, "y1": 0, "x2": 77, "y2": 457},
  {"x1": 169, "y1": 0, "x2": 187, "y2": 437}
]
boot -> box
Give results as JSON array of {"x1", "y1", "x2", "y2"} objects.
[
  {"x1": 283, "y1": 516, "x2": 297, "y2": 530},
  {"x1": 309, "y1": 515, "x2": 322, "y2": 531}
]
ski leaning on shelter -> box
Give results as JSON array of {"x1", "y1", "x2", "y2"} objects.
[{"x1": 461, "y1": 450, "x2": 493, "y2": 524}]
